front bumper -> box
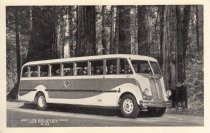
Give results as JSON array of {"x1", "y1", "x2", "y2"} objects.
[{"x1": 139, "y1": 100, "x2": 172, "y2": 108}]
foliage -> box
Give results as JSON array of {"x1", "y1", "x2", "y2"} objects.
[
  {"x1": 185, "y1": 51, "x2": 203, "y2": 112},
  {"x1": 6, "y1": 29, "x2": 17, "y2": 93},
  {"x1": 6, "y1": 7, "x2": 31, "y2": 93}
]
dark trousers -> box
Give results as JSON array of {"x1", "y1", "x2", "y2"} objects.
[{"x1": 171, "y1": 90, "x2": 176, "y2": 107}]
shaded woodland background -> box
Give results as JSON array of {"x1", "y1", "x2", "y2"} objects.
[{"x1": 6, "y1": 5, "x2": 203, "y2": 113}]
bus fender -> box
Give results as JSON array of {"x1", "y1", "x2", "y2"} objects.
[
  {"x1": 118, "y1": 84, "x2": 142, "y2": 105},
  {"x1": 33, "y1": 85, "x2": 49, "y2": 102}
]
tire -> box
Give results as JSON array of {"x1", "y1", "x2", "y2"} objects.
[
  {"x1": 147, "y1": 107, "x2": 166, "y2": 117},
  {"x1": 35, "y1": 93, "x2": 48, "y2": 110},
  {"x1": 120, "y1": 94, "x2": 140, "y2": 118}
]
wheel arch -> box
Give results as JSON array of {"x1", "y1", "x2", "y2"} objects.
[
  {"x1": 33, "y1": 85, "x2": 49, "y2": 102},
  {"x1": 118, "y1": 92, "x2": 138, "y2": 105},
  {"x1": 34, "y1": 91, "x2": 46, "y2": 102}
]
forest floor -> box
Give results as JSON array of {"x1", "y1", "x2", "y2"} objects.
[
  {"x1": 166, "y1": 108, "x2": 204, "y2": 116},
  {"x1": 6, "y1": 101, "x2": 204, "y2": 126},
  {"x1": 6, "y1": 99, "x2": 204, "y2": 117}
]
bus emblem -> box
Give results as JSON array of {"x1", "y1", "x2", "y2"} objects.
[{"x1": 64, "y1": 81, "x2": 71, "y2": 88}]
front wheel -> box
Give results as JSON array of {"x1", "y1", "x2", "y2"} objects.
[
  {"x1": 35, "y1": 93, "x2": 48, "y2": 110},
  {"x1": 120, "y1": 94, "x2": 140, "y2": 118}
]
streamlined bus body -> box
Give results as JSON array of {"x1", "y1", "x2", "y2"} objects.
[{"x1": 18, "y1": 54, "x2": 171, "y2": 118}]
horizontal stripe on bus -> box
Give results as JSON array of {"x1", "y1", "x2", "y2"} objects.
[
  {"x1": 19, "y1": 78, "x2": 137, "y2": 98},
  {"x1": 19, "y1": 78, "x2": 136, "y2": 91},
  {"x1": 45, "y1": 89, "x2": 119, "y2": 93},
  {"x1": 19, "y1": 89, "x2": 36, "y2": 91},
  {"x1": 20, "y1": 75, "x2": 133, "y2": 80}
]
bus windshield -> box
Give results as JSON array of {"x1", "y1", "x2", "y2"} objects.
[
  {"x1": 131, "y1": 60, "x2": 162, "y2": 75},
  {"x1": 150, "y1": 61, "x2": 162, "y2": 75},
  {"x1": 131, "y1": 60, "x2": 152, "y2": 74}
]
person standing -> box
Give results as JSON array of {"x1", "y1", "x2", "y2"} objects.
[{"x1": 170, "y1": 60, "x2": 176, "y2": 107}]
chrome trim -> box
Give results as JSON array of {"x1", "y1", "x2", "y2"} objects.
[{"x1": 139, "y1": 100, "x2": 172, "y2": 107}]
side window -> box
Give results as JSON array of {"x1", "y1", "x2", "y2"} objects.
[
  {"x1": 63, "y1": 63, "x2": 74, "y2": 76},
  {"x1": 106, "y1": 59, "x2": 117, "y2": 74},
  {"x1": 22, "y1": 66, "x2": 28, "y2": 77},
  {"x1": 90, "y1": 60, "x2": 103, "y2": 75},
  {"x1": 30, "y1": 65, "x2": 38, "y2": 77},
  {"x1": 120, "y1": 59, "x2": 132, "y2": 74},
  {"x1": 40, "y1": 65, "x2": 48, "y2": 77},
  {"x1": 76, "y1": 62, "x2": 88, "y2": 75},
  {"x1": 51, "y1": 64, "x2": 60, "y2": 76}
]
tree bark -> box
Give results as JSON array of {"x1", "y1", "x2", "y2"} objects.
[
  {"x1": 26, "y1": 7, "x2": 58, "y2": 62},
  {"x1": 130, "y1": 6, "x2": 138, "y2": 54},
  {"x1": 110, "y1": 6, "x2": 118, "y2": 54},
  {"x1": 76, "y1": 6, "x2": 96, "y2": 57},
  {"x1": 63, "y1": 7, "x2": 71, "y2": 58},
  {"x1": 159, "y1": 6, "x2": 165, "y2": 66},
  {"x1": 14, "y1": 9, "x2": 21, "y2": 84},
  {"x1": 110, "y1": 6, "x2": 114, "y2": 54},
  {"x1": 196, "y1": 6, "x2": 203, "y2": 51},
  {"x1": 118, "y1": 6, "x2": 131, "y2": 54},
  {"x1": 137, "y1": 6, "x2": 151, "y2": 56},
  {"x1": 102, "y1": 6, "x2": 107, "y2": 55},
  {"x1": 176, "y1": 5, "x2": 191, "y2": 108},
  {"x1": 67, "y1": 6, "x2": 77, "y2": 57},
  {"x1": 161, "y1": 6, "x2": 173, "y2": 90}
]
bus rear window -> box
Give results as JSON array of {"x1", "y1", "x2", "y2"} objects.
[{"x1": 22, "y1": 66, "x2": 28, "y2": 77}]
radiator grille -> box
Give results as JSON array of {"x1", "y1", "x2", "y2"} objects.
[{"x1": 149, "y1": 78, "x2": 164, "y2": 102}]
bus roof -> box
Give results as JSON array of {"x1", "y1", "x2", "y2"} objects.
[{"x1": 23, "y1": 54, "x2": 158, "y2": 66}]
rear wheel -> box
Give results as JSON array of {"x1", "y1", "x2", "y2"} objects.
[
  {"x1": 147, "y1": 107, "x2": 166, "y2": 117},
  {"x1": 35, "y1": 93, "x2": 48, "y2": 110},
  {"x1": 120, "y1": 94, "x2": 140, "y2": 118}
]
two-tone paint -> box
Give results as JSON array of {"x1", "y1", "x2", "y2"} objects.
[{"x1": 18, "y1": 54, "x2": 171, "y2": 108}]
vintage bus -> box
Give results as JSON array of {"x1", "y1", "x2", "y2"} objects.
[{"x1": 18, "y1": 54, "x2": 171, "y2": 118}]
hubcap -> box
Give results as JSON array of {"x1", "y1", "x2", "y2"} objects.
[
  {"x1": 123, "y1": 99, "x2": 134, "y2": 114},
  {"x1": 38, "y1": 96, "x2": 45, "y2": 108}
]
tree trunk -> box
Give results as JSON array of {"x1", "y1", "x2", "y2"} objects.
[
  {"x1": 8, "y1": 8, "x2": 22, "y2": 99},
  {"x1": 196, "y1": 6, "x2": 203, "y2": 51},
  {"x1": 159, "y1": 6, "x2": 178, "y2": 107},
  {"x1": 118, "y1": 6, "x2": 131, "y2": 54},
  {"x1": 161, "y1": 6, "x2": 173, "y2": 91},
  {"x1": 63, "y1": 7, "x2": 71, "y2": 58},
  {"x1": 29, "y1": 6, "x2": 33, "y2": 32},
  {"x1": 26, "y1": 7, "x2": 58, "y2": 62},
  {"x1": 110, "y1": 6, "x2": 114, "y2": 54},
  {"x1": 130, "y1": 6, "x2": 138, "y2": 54},
  {"x1": 137, "y1": 6, "x2": 151, "y2": 56},
  {"x1": 176, "y1": 6, "x2": 191, "y2": 108},
  {"x1": 110, "y1": 6, "x2": 117, "y2": 54},
  {"x1": 14, "y1": 9, "x2": 21, "y2": 85},
  {"x1": 76, "y1": 6, "x2": 96, "y2": 57},
  {"x1": 69, "y1": 6, "x2": 77, "y2": 57},
  {"x1": 102, "y1": 6, "x2": 107, "y2": 55},
  {"x1": 159, "y1": 6, "x2": 165, "y2": 66}
]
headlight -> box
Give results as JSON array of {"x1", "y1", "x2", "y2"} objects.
[
  {"x1": 143, "y1": 88, "x2": 149, "y2": 96},
  {"x1": 142, "y1": 88, "x2": 152, "y2": 100},
  {"x1": 166, "y1": 90, "x2": 172, "y2": 98}
]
